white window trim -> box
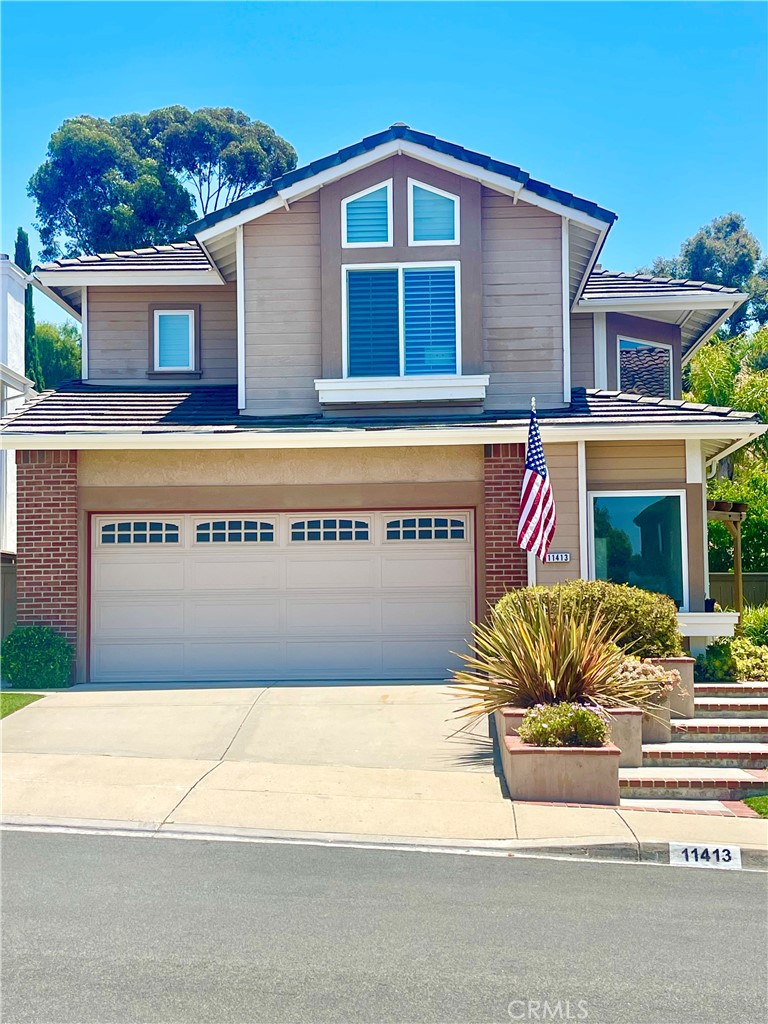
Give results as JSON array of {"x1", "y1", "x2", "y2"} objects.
[
  {"x1": 587, "y1": 489, "x2": 689, "y2": 611},
  {"x1": 617, "y1": 335, "x2": 674, "y2": 398},
  {"x1": 407, "y1": 178, "x2": 460, "y2": 246},
  {"x1": 341, "y1": 179, "x2": 393, "y2": 249},
  {"x1": 153, "y1": 309, "x2": 195, "y2": 372},
  {"x1": 340, "y1": 261, "x2": 462, "y2": 379}
]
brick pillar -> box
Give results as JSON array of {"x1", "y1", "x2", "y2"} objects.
[
  {"x1": 484, "y1": 442, "x2": 528, "y2": 607},
  {"x1": 15, "y1": 451, "x2": 79, "y2": 650}
]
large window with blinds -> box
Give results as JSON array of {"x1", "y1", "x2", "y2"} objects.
[{"x1": 344, "y1": 263, "x2": 459, "y2": 378}]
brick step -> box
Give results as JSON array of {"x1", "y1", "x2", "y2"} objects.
[
  {"x1": 642, "y1": 742, "x2": 768, "y2": 769},
  {"x1": 619, "y1": 767, "x2": 768, "y2": 801},
  {"x1": 672, "y1": 718, "x2": 768, "y2": 742},
  {"x1": 695, "y1": 682, "x2": 768, "y2": 697},
  {"x1": 694, "y1": 698, "x2": 768, "y2": 719}
]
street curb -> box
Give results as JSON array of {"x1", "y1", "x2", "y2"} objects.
[{"x1": 2, "y1": 815, "x2": 766, "y2": 871}]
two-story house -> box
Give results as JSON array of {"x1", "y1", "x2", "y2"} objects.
[{"x1": 3, "y1": 125, "x2": 763, "y2": 684}]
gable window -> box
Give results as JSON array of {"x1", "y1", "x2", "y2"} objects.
[
  {"x1": 589, "y1": 491, "x2": 687, "y2": 609},
  {"x1": 618, "y1": 338, "x2": 673, "y2": 399},
  {"x1": 342, "y1": 181, "x2": 392, "y2": 247},
  {"x1": 154, "y1": 310, "x2": 195, "y2": 371},
  {"x1": 344, "y1": 263, "x2": 459, "y2": 378},
  {"x1": 408, "y1": 180, "x2": 459, "y2": 245}
]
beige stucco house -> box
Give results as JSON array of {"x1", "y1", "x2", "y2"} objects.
[{"x1": 2, "y1": 125, "x2": 763, "y2": 684}]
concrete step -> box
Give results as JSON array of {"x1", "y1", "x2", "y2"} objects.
[
  {"x1": 619, "y1": 767, "x2": 768, "y2": 801},
  {"x1": 694, "y1": 698, "x2": 768, "y2": 719},
  {"x1": 695, "y1": 682, "x2": 768, "y2": 698},
  {"x1": 672, "y1": 718, "x2": 768, "y2": 742},
  {"x1": 642, "y1": 742, "x2": 768, "y2": 769}
]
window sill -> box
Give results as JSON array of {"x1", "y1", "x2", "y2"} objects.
[
  {"x1": 147, "y1": 370, "x2": 202, "y2": 380},
  {"x1": 314, "y1": 375, "x2": 489, "y2": 404}
]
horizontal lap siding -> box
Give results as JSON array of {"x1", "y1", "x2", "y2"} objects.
[
  {"x1": 244, "y1": 197, "x2": 322, "y2": 415},
  {"x1": 88, "y1": 286, "x2": 237, "y2": 383},
  {"x1": 482, "y1": 194, "x2": 564, "y2": 409},
  {"x1": 536, "y1": 443, "x2": 580, "y2": 584},
  {"x1": 570, "y1": 313, "x2": 594, "y2": 389},
  {"x1": 587, "y1": 441, "x2": 686, "y2": 487}
]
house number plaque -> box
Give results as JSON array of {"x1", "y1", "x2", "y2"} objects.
[{"x1": 544, "y1": 552, "x2": 571, "y2": 563}]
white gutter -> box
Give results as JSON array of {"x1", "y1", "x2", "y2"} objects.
[
  {"x1": 2, "y1": 422, "x2": 764, "y2": 452},
  {"x1": 576, "y1": 293, "x2": 748, "y2": 312},
  {"x1": 35, "y1": 270, "x2": 224, "y2": 287}
]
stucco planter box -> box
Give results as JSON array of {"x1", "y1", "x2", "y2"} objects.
[
  {"x1": 500, "y1": 735, "x2": 621, "y2": 806},
  {"x1": 642, "y1": 698, "x2": 672, "y2": 744},
  {"x1": 604, "y1": 708, "x2": 643, "y2": 767},
  {"x1": 650, "y1": 656, "x2": 695, "y2": 719},
  {"x1": 496, "y1": 706, "x2": 643, "y2": 767}
]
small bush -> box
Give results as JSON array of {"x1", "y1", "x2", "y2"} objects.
[
  {"x1": 732, "y1": 637, "x2": 768, "y2": 681},
  {"x1": 694, "y1": 637, "x2": 768, "y2": 682},
  {"x1": 496, "y1": 580, "x2": 683, "y2": 659},
  {"x1": 1, "y1": 626, "x2": 73, "y2": 689},
  {"x1": 518, "y1": 703, "x2": 608, "y2": 748},
  {"x1": 743, "y1": 606, "x2": 768, "y2": 647}
]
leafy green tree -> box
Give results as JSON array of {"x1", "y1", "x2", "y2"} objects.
[
  {"x1": 34, "y1": 322, "x2": 81, "y2": 387},
  {"x1": 684, "y1": 327, "x2": 768, "y2": 464},
  {"x1": 13, "y1": 227, "x2": 44, "y2": 389},
  {"x1": 640, "y1": 214, "x2": 768, "y2": 336},
  {"x1": 708, "y1": 467, "x2": 768, "y2": 573},
  {"x1": 114, "y1": 106, "x2": 297, "y2": 215},
  {"x1": 28, "y1": 109, "x2": 297, "y2": 259}
]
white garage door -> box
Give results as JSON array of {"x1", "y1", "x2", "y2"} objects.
[{"x1": 90, "y1": 510, "x2": 475, "y2": 682}]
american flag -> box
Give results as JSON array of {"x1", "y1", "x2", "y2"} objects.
[{"x1": 517, "y1": 402, "x2": 556, "y2": 561}]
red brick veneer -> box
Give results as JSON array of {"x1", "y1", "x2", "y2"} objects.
[
  {"x1": 483, "y1": 442, "x2": 528, "y2": 607},
  {"x1": 15, "y1": 450, "x2": 78, "y2": 649}
]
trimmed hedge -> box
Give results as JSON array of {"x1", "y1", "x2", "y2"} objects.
[
  {"x1": 1, "y1": 625, "x2": 73, "y2": 689},
  {"x1": 496, "y1": 580, "x2": 683, "y2": 659}
]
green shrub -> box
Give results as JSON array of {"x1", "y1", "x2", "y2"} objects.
[
  {"x1": 452, "y1": 590, "x2": 663, "y2": 720},
  {"x1": 694, "y1": 637, "x2": 768, "y2": 682},
  {"x1": 743, "y1": 605, "x2": 768, "y2": 647},
  {"x1": 1, "y1": 626, "x2": 73, "y2": 689},
  {"x1": 732, "y1": 637, "x2": 768, "y2": 681},
  {"x1": 496, "y1": 580, "x2": 683, "y2": 658},
  {"x1": 518, "y1": 703, "x2": 608, "y2": 748}
]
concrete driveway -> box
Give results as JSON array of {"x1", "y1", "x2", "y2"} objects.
[{"x1": 1, "y1": 682, "x2": 517, "y2": 841}]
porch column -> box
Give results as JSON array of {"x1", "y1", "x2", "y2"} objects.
[
  {"x1": 15, "y1": 450, "x2": 79, "y2": 654},
  {"x1": 483, "y1": 443, "x2": 528, "y2": 608}
]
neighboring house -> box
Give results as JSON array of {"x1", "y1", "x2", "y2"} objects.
[
  {"x1": 1, "y1": 125, "x2": 764, "y2": 683},
  {"x1": 0, "y1": 255, "x2": 34, "y2": 637}
]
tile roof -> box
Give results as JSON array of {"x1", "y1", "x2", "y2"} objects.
[
  {"x1": 583, "y1": 268, "x2": 743, "y2": 302},
  {"x1": 35, "y1": 241, "x2": 212, "y2": 274},
  {"x1": 188, "y1": 124, "x2": 618, "y2": 234},
  {"x1": 1, "y1": 384, "x2": 759, "y2": 437}
]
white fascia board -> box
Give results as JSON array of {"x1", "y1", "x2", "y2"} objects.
[
  {"x1": 572, "y1": 223, "x2": 610, "y2": 307},
  {"x1": 3, "y1": 422, "x2": 764, "y2": 452},
  {"x1": 315, "y1": 375, "x2": 489, "y2": 404},
  {"x1": 35, "y1": 270, "x2": 224, "y2": 287},
  {"x1": 681, "y1": 303, "x2": 746, "y2": 365},
  {"x1": 516, "y1": 189, "x2": 610, "y2": 232},
  {"x1": 576, "y1": 293, "x2": 748, "y2": 312},
  {"x1": 28, "y1": 278, "x2": 82, "y2": 322}
]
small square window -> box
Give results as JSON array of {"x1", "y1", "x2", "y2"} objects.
[{"x1": 154, "y1": 310, "x2": 194, "y2": 372}]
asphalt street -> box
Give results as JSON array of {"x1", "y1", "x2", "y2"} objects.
[{"x1": 1, "y1": 830, "x2": 766, "y2": 1024}]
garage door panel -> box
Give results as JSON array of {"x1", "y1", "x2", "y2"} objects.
[
  {"x1": 188, "y1": 641, "x2": 283, "y2": 677},
  {"x1": 286, "y1": 556, "x2": 377, "y2": 590},
  {"x1": 188, "y1": 558, "x2": 280, "y2": 591},
  {"x1": 284, "y1": 597, "x2": 377, "y2": 632},
  {"x1": 94, "y1": 600, "x2": 185, "y2": 636},
  {"x1": 382, "y1": 596, "x2": 472, "y2": 633},
  {"x1": 189, "y1": 599, "x2": 280, "y2": 634},
  {"x1": 91, "y1": 510, "x2": 474, "y2": 682},
  {"x1": 95, "y1": 559, "x2": 185, "y2": 593},
  {"x1": 380, "y1": 553, "x2": 472, "y2": 589},
  {"x1": 92, "y1": 643, "x2": 187, "y2": 681}
]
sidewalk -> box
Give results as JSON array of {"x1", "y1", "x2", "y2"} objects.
[{"x1": 3, "y1": 750, "x2": 767, "y2": 868}]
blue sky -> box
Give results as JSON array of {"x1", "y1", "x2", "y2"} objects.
[{"x1": 2, "y1": 1, "x2": 766, "y2": 326}]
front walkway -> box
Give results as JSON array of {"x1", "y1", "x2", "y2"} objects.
[{"x1": 2, "y1": 683, "x2": 767, "y2": 858}]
